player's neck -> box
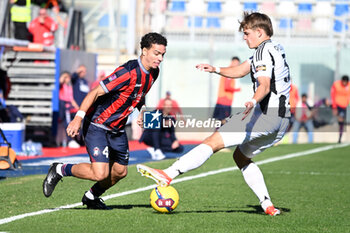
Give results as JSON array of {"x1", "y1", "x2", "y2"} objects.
[{"x1": 140, "y1": 56, "x2": 151, "y2": 71}]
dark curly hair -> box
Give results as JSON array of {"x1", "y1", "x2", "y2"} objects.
[{"x1": 140, "y1": 32, "x2": 167, "y2": 49}]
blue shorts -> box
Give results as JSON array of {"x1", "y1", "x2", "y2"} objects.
[
  {"x1": 213, "y1": 104, "x2": 232, "y2": 120},
  {"x1": 82, "y1": 121, "x2": 129, "y2": 165},
  {"x1": 337, "y1": 106, "x2": 347, "y2": 119}
]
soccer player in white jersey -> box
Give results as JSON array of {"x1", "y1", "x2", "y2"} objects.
[{"x1": 137, "y1": 12, "x2": 291, "y2": 216}]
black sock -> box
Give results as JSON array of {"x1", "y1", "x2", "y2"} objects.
[{"x1": 90, "y1": 183, "x2": 107, "y2": 198}]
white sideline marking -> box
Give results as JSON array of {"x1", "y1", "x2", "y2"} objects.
[{"x1": 0, "y1": 143, "x2": 349, "y2": 225}]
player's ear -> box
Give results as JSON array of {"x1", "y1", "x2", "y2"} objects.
[
  {"x1": 142, "y1": 48, "x2": 148, "y2": 56},
  {"x1": 257, "y1": 28, "x2": 265, "y2": 38}
]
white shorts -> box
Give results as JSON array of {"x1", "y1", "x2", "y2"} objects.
[{"x1": 218, "y1": 107, "x2": 290, "y2": 158}]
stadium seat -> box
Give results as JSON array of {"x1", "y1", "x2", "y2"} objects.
[
  {"x1": 313, "y1": 18, "x2": 331, "y2": 33},
  {"x1": 187, "y1": 0, "x2": 206, "y2": 14},
  {"x1": 221, "y1": 16, "x2": 240, "y2": 30},
  {"x1": 98, "y1": 14, "x2": 109, "y2": 27},
  {"x1": 243, "y1": 2, "x2": 258, "y2": 11},
  {"x1": 333, "y1": 19, "x2": 349, "y2": 32},
  {"x1": 223, "y1": 1, "x2": 242, "y2": 17},
  {"x1": 169, "y1": 15, "x2": 185, "y2": 28},
  {"x1": 277, "y1": 1, "x2": 296, "y2": 16},
  {"x1": 98, "y1": 14, "x2": 128, "y2": 28},
  {"x1": 188, "y1": 16, "x2": 203, "y2": 28},
  {"x1": 206, "y1": 1, "x2": 221, "y2": 29},
  {"x1": 120, "y1": 14, "x2": 128, "y2": 28},
  {"x1": 170, "y1": 0, "x2": 186, "y2": 12},
  {"x1": 298, "y1": 3, "x2": 312, "y2": 14},
  {"x1": 207, "y1": 1, "x2": 222, "y2": 13},
  {"x1": 314, "y1": 1, "x2": 332, "y2": 17},
  {"x1": 334, "y1": 4, "x2": 349, "y2": 17},
  {"x1": 297, "y1": 18, "x2": 312, "y2": 31},
  {"x1": 206, "y1": 17, "x2": 221, "y2": 28},
  {"x1": 207, "y1": 17, "x2": 221, "y2": 28},
  {"x1": 260, "y1": 2, "x2": 276, "y2": 14},
  {"x1": 279, "y1": 18, "x2": 293, "y2": 29}
]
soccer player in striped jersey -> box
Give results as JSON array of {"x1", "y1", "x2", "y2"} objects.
[
  {"x1": 43, "y1": 32, "x2": 167, "y2": 209},
  {"x1": 137, "y1": 12, "x2": 290, "y2": 216}
]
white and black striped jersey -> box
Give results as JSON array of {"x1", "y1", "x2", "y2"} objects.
[{"x1": 248, "y1": 39, "x2": 291, "y2": 118}]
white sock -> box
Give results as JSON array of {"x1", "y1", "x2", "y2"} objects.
[
  {"x1": 56, "y1": 163, "x2": 63, "y2": 176},
  {"x1": 260, "y1": 199, "x2": 273, "y2": 212},
  {"x1": 164, "y1": 144, "x2": 213, "y2": 179},
  {"x1": 241, "y1": 163, "x2": 271, "y2": 204},
  {"x1": 85, "y1": 190, "x2": 95, "y2": 200}
]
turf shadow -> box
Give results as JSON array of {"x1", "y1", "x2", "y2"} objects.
[
  {"x1": 108, "y1": 204, "x2": 152, "y2": 210},
  {"x1": 178, "y1": 205, "x2": 290, "y2": 215},
  {"x1": 69, "y1": 204, "x2": 152, "y2": 210}
]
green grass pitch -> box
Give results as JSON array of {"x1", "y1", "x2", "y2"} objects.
[{"x1": 0, "y1": 143, "x2": 349, "y2": 233}]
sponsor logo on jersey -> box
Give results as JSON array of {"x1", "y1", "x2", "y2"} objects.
[
  {"x1": 93, "y1": 147, "x2": 100, "y2": 157},
  {"x1": 256, "y1": 65, "x2": 266, "y2": 71}
]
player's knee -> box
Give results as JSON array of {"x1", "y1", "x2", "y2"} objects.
[
  {"x1": 116, "y1": 170, "x2": 128, "y2": 179},
  {"x1": 93, "y1": 170, "x2": 109, "y2": 181},
  {"x1": 233, "y1": 148, "x2": 251, "y2": 169},
  {"x1": 203, "y1": 133, "x2": 225, "y2": 152},
  {"x1": 111, "y1": 167, "x2": 128, "y2": 180}
]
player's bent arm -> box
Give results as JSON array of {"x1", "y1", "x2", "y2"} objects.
[
  {"x1": 252, "y1": 76, "x2": 271, "y2": 103},
  {"x1": 241, "y1": 76, "x2": 271, "y2": 120},
  {"x1": 67, "y1": 85, "x2": 106, "y2": 137},
  {"x1": 217, "y1": 60, "x2": 251, "y2": 79},
  {"x1": 77, "y1": 85, "x2": 105, "y2": 114}
]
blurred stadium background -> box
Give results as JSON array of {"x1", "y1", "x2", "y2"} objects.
[{"x1": 0, "y1": 0, "x2": 349, "y2": 146}]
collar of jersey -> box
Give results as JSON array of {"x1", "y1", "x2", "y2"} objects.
[
  {"x1": 257, "y1": 39, "x2": 271, "y2": 49},
  {"x1": 138, "y1": 57, "x2": 150, "y2": 74}
]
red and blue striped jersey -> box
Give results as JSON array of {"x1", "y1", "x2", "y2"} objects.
[{"x1": 86, "y1": 58, "x2": 159, "y2": 132}]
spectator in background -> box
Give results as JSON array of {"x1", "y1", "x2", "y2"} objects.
[
  {"x1": 28, "y1": 8, "x2": 58, "y2": 46},
  {"x1": 312, "y1": 98, "x2": 332, "y2": 128},
  {"x1": 91, "y1": 71, "x2": 106, "y2": 90},
  {"x1": 10, "y1": 0, "x2": 32, "y2": 41},
  {"x1": 292, "y1": 93, "x2": 314, "y2": 144},
  {"x1": 331, "y1": 75, "x2": 350, "y2": 143},
  {"x1": 58, "y1": 71, "x2": 80, "y2": 148},
  {"x1": 139, "y1": 99, "x2": 183, "y2": 160},
  {"x1": 157, "y1": 91, "x2": 182, "y2": 118},
  {"x1": 45, "y1": 0, "x2": 67, "y2": 12},
  {"x1": 70, "y1": 65, "x2": 89, "y2": 145},
  {"x1": 71, "y1": 65, "x2": 90, "y2": 107},
  {"x1": 288, "y1": 83, "x2": 299, "y2": 131},
  {"x1": 0, "y1": 90, "x2": 10, "y2": 122},
  {"x1": 213, "y1": 56, "x2": 241, "y2": 126},
  {"x1": 0, "y1": 69, "x2": 22, "y2": 122}
]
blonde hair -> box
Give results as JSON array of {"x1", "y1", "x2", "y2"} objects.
[{"x1": 239, "y1": 12, "x2": 273, "y2": 37}]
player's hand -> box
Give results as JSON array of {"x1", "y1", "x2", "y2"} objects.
[
  {"x1": 171, "y1": 141, "x2": 180, "y2": 149},
  {"x1": 242, "y1": 101, "x2": 255, "y2": 120},
  {"x1": 195, "y1": 64, "x2": 215, "y2": 73},
  {"x1": 137, "y1": 113, "x2": 144, "y2": 128},
  {"x1": 66, "y1": 117, "x2": 82, "y2": 137}
]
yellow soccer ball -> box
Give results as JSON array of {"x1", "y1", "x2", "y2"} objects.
[{"x1": 150, "y1": 185, "x2": 179, "y2": 213}]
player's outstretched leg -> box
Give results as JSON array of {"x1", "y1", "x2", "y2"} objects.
[
  {"x1": 81, "y1": 191, "x2": 111, "y2": 210},
  {"x1": 136, "y1": 164, "x2": 172, "y2": 186},
  {"x1": 43, "y1": 163, "x2": 63, "y2": 197},
  {"x1": 233, "y1": 148, "x2": 281, "y2": 216},
  {"x1": 263, "y1": 202, "x2": 281, "y2": 216}
]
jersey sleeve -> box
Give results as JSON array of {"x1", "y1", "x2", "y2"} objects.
[
  {"x1": 253, "y1": 47, "x2": 273, "y2": 79},
  {"x1": 100, "y1": 66, "x2": 131, "y2": 93}
]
